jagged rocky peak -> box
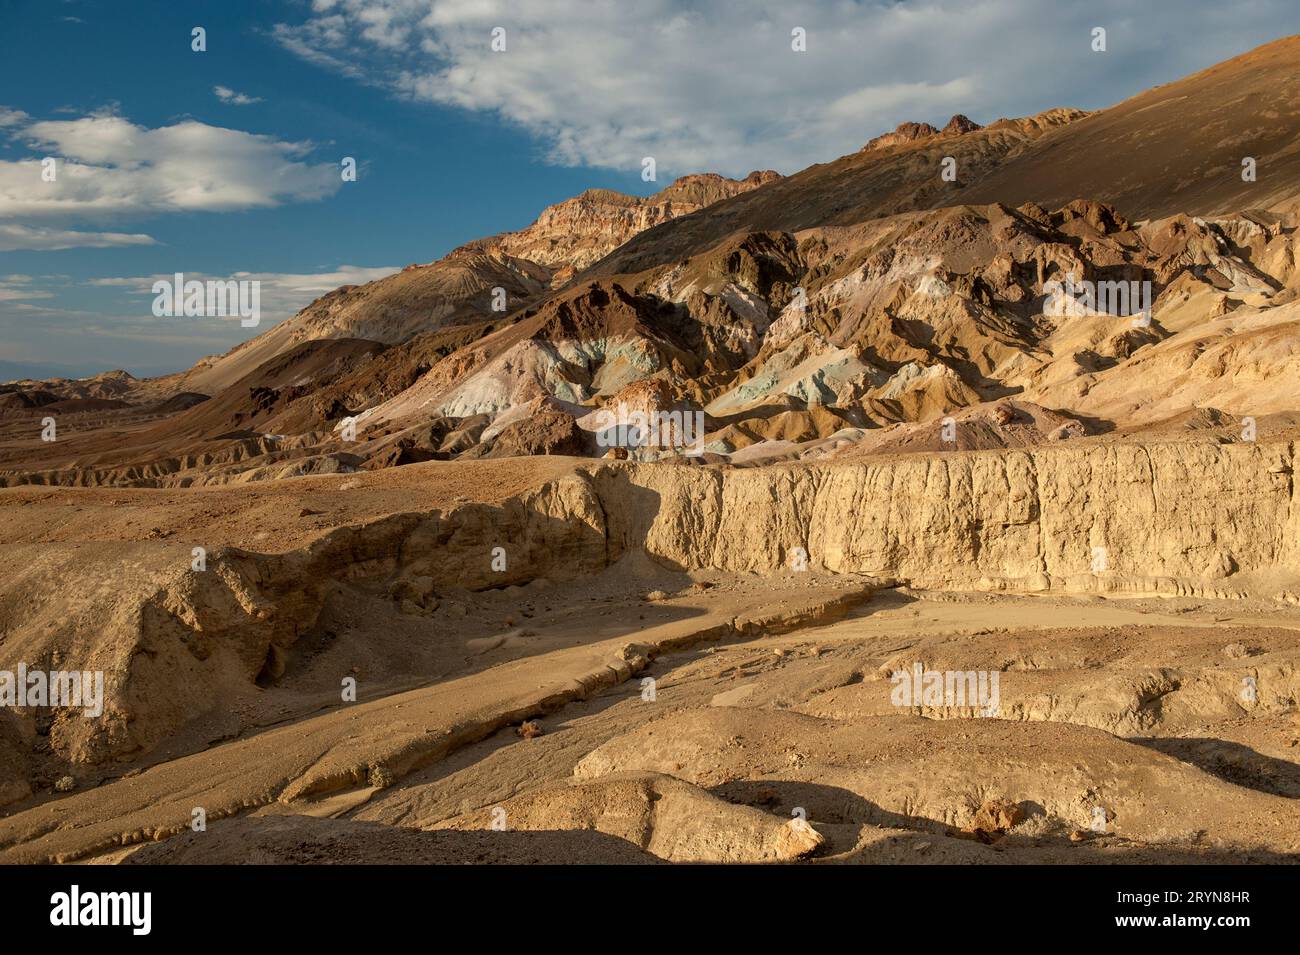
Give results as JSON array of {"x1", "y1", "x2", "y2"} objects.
[
  {"x1": 862, "y1": 114, "x2": 983, "y2": 151},
  {"x1": 942, "y1": 113, "x2": 982, "y2": 136},
  {"x1": 862, "y1": 121, "x2": 940, "y2": 151},
  {"x1": 493, "y1": 169, "x2": 782, "y2": 273}
]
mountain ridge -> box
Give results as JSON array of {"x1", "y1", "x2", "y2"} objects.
[{"x1": 3, "y1": 36, "x2": 1299, "y2": 485}]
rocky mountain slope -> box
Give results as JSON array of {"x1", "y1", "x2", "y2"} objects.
[
  {"x1": 2, "y1": 38, "x2": 1299, "y2": 492},
  {"x1": 496, "y1": 171, "x2": 781, "y2": 278},
  {"x1": 590, "y1": 36, "x2": 1300, "y2": 278},
  {"x1": 959, "y1": 35, "x2": 1300, "y2": 217},
  {"x1": 150, "y1": 170, "x2": 780, "y2": 400}
]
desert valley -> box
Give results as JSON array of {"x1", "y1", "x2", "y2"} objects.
[{"x1": 3, "y1": 34, "x2": 1300, "y2": 869}]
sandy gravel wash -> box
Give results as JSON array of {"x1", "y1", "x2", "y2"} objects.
[{"x1": 0, "y1": 581, "x2": 871, "y2": 864}]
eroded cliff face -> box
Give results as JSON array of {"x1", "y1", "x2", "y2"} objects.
[
  {"x1": 596, "y1": 441, "x2": 1299, "y2": 590},
  {"x1": 2, "y1": 441, "x2": 1296, "y2": 791},
  {"x1": 496, "y1": 172, "x2": 782, "y2": 277}
]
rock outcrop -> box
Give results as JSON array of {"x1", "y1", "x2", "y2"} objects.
[{"x1": 496, "y1": 171, "x2": 781, "y2": 278}]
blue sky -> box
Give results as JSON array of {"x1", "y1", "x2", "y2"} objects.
[{"x1": 2, "y1": 0, "x2": 1298, "y2": 379}]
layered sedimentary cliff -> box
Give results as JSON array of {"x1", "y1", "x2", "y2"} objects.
[{"x1": 596, "y1": 441, "x2": 1299, "y2": 589}]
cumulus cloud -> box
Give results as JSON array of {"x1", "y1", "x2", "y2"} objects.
[
  {"x1": 214, "y1": 86, "x2": 264, "y2": 106},
  {"x1": 0, "y1": 223, "x2": 157, "y2": 252},
  {"x1": 272, "y1": 0, "x2": 1300, "y2": 176},
  {"x1": 0, "y1": 108, "x2": 341, "y2": 218}
]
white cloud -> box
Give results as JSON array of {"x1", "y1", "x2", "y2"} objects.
[
  {"x1": 271, "y1": 0, "x2": 1300, "y2": 177},
  {"x1": 0, "y1": 265, "x2": 399, "y2": 376},
  {"x1": 89, "y1": 265, "x2": 399, "y2": 323},
  {"x1": 0, "y1": 223, "x2": 157, "y2": 252},
  {"x1": 214, "y1": 86, "x2": 264, "y2": 106},
  {"x1": 0, "y1": 276, "x2": 53, "y2": 301},
  {"x1": 0, "y1": 108, "x2": 340, "y2": 218}
]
